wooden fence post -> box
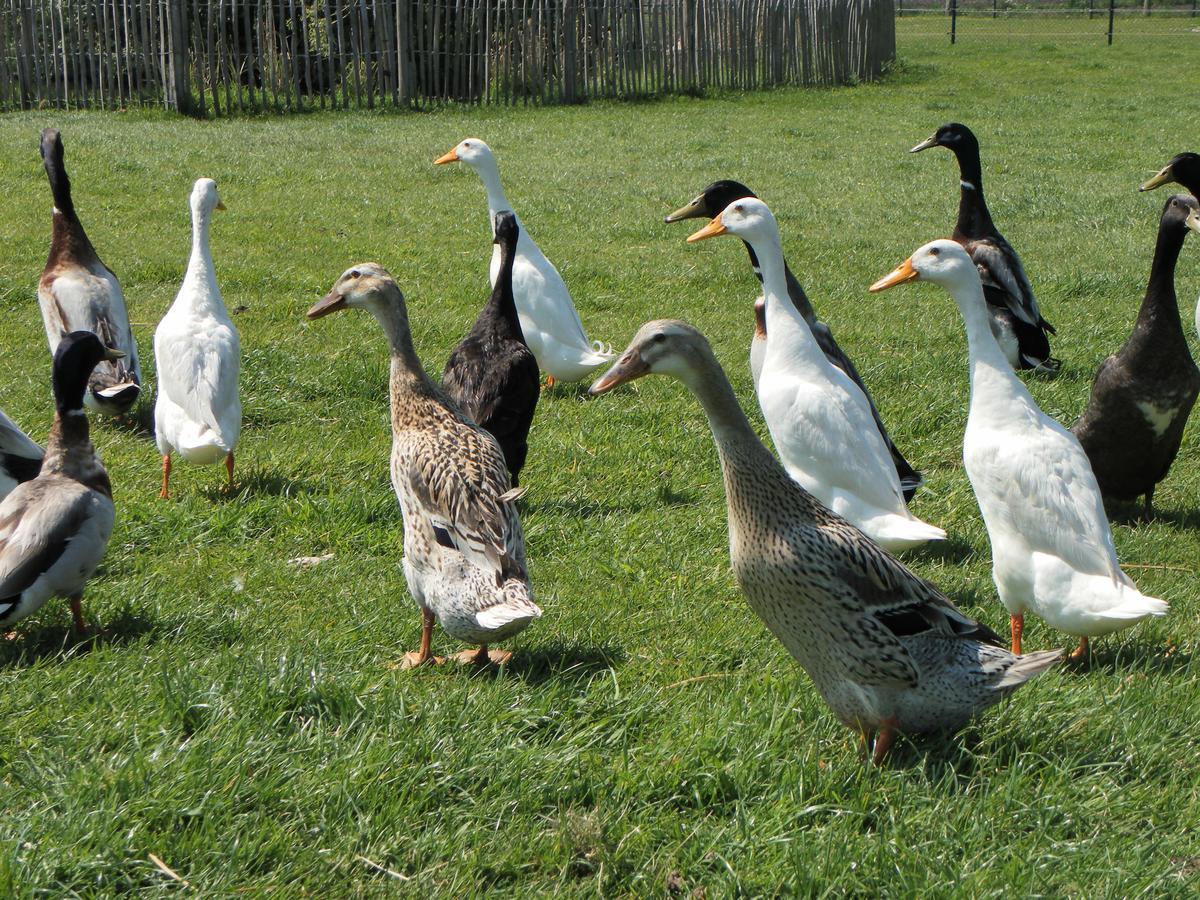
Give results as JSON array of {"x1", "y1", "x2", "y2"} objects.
[
  {"x1": 1107, "y1": 0, "x2": 1114, "y2": 43},
  {"x1": 563, "y1": 0, "x2": 577, "y2": 103},
  {"x1": 167, "y1": 0, "x2": 194, "y2": 113}
]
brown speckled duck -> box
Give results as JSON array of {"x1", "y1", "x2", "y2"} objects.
[
  {"x1": 590, "y1": 320, "x2": 1060, "y2": 764},
  {"x1": 307, "y1": 264, "x2": 540, "y2": 667}
]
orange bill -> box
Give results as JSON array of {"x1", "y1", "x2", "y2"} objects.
[
  {"x1": 686, "y1": 216, "x2": 727, "y2": 243},
  {"x1": 433, "y1": 148, "x2": 459, "y2": 165},
  {"x1": 868, "y1": 258, "x2": 919, "y2": 293}
]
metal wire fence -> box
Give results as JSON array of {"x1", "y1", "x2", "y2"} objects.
[{"x1": 896, "y1": 0, "x2": 1200, "y2": 45}]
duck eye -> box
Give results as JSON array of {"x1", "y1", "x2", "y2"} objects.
[
  {"x1": 929, "y1": 247, "x2": 940, "y2": 256},
  {"x1": 349, "y1": 270, "x2": 361, "y2": 279},
  {"x1": 652, "y1": 332, "x2": 667, "y2": 344}
]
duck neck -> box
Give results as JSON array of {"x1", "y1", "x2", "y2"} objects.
[
  {"x1": 951, "y1": 274, "x2": 1036, "y2": 417},
  {"x1": 747, "y1": 232, "x2": 825, "y2": 368},
  {"x1": 1135, "y1": 219, "x2": 1187, "y2": 337},
  {"x1": 487, "y1": 235, "x2": 523, "y2": 334},
  {"x1": 369, "y1": 293, "x2": 441, "y2": 417},
  {"x1": 42, "y1": 382, "x2": 110, "y2": 496},
  {"x1": 181, "y1": 205, "x2": 222, "y2": 312},
  {"x1": 742, "y1": 240, "x2": 811, "y2": 323},
  {"x1": 679, "y1": 354, "x2": 783, "y2": 481},
  {"x1": 951, "y1": 144, "x2": 995, "y2": 238},
  {"x1": 474, "y1": 160, "x2": 513, "y2": 219}
]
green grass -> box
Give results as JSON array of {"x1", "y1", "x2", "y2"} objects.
[{"x1": 0, "y1": 34, "x2": 1199, "y2": 897}]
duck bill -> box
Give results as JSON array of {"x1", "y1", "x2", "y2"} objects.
[
  {"x1": 307, "y1": 290, "x2": 348, "y2": 319},
  {"x1": 909, "y1": 134, "x2": 939, "y2": 153},
  {"x1": 1139, "y1": 166, "x2": 1174, "y2": 192},
  {"x1": 869, "y1": 258, "x2": 920, "y2": 293},
  {"x1": 589, "y1": 351, "x2": 650, "y2": 395},
  {"x1": 664, "y1": 196, "x2": 707, "y2": 224},
  {"x1": 686, "y1": 217, "x2": 727, "y2": 243},
  {"x1": 103, "y1": 346, "x2": 126, "y2": 361},
  {"x1": 433, "y1": 148, "x2": 459, "y2": 165},
  {"x1": 1186, "y1": 207, "x2": 1200, "y2": 236}
]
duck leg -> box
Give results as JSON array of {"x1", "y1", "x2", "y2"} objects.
[
  {"x1": 543, "y1": 375, "x2": 556, "y2": 391},
  {"x1": 871, "y1": 717, "x2": 900, "y2": 766},
  {"x1": 1142, "y1": 489, "x2": 1154, "y2": 522},
  {"x1": 225, "y1": 451, "x2": 235, "y2": 487},
  {"x1": 69, "y1": 594, "x2": 87, "y2": 638},
  {"x1": 1069, "y1": 636, "x2": 1090, "y2": 661},
  {"x1": 1010, "y1": 613, "x2": 1024, "y2": 655},
  {"x1": 400, "y1": 608, "x2": 444, "y2": 668},
  {"x1": 159, "y1": 454, "x2": 172, "y2": 499}
]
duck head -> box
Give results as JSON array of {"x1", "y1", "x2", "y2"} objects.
[
  {"x1": 686, "y1": 196, "x2": 780, "y2": 247},
  {"x1": 1160, "y1": 193, "x2": 1200, "y2": 236},
  {"x1": 53, "y1": 331, "x2": 125, "y2": 413},
  {"x1": 493, "y1": 210, "x2": 519, "y2": 245},
  {"x1": 664, "y1": 179, "x2": 756, "y2": 223},
  {"x1": 869, "y1": 239, "x2": 978, "y2": 294},
  {"x1": 191, "y1": 177, "x2": 226, "y2": 215},
  {"x1": 307, "y1": 263, "x2": 399, "y2": 319},
  {"x1": 589, "y1": 320, "x2": 709, "y2": 394},
  {"x1": 910, "y1": 122, "x2": 978, "y2": 156},
  {"x1": 1140, "y1": 152, "x2": 1200, "y2": 195},
  {"x1": 434, "y1": 138, "x2": 495, "y2": 170}
]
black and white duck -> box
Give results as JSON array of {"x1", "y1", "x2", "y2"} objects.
[
  {"x1": 911, "y1": 123, "x2": 1059, "y2": 374},
  {"x1": 442, "y1": 211, "x2": 540, "y2": 486},
  {"x1": 1072, "y1": 194, "x2": 1200, "y2": 519},
  {"x1": 0, "y1": 409, "x2": 44, "y2": 502},
  {"x1": 665, "y1": 179, "x2": 923, "y2": 501},
  {"x1": 38, "y1": 128, "x2": 141, "y2": 416},
  {"x1": 0, "y1": 332, "x2": 124, "y2": 636}
]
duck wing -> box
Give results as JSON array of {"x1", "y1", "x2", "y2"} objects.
[
  {"x1": 968, "y1": 236, "x2": 1052, "y2": 332},
  {"x1": 0, "y1": 410, "x2": 44, "y2": 465},
  {"x1": 797, "y1": 519, "x2": 1004, "y2": 688},
  {"x1": 0, "y1": 478, "x2": 100, "y2": 610},
  {"x1": 154, "y1": 318, "x2": 240, "y2": 438},
  {"x1": 406, "y1": 421, "x2": 526, "y2": 584}
]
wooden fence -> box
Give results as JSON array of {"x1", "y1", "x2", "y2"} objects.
[{"x1": 0, "y1": 0, "x2": 895, "y2": 114}]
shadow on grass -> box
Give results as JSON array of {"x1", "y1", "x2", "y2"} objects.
[
  {"x1": 1121, "y1": 504, "x2": 1200, "y2": 531},
  {"x1": 506, "y1": 641, "x2": 626, "y2": 685},
  {"x1": 521, "y1": 496, "x2": 652, "y2": 517},
  {"x1": 202, "y1": 469, "x2": 318, "y2": 502},
  {"x1": 1067, "y1": 640, "x2": 1192, "y2": 676},
  {"x1": 910, "y1": 536, "x2": 978, "y2": 566},
  {"x1": 0, "y1": 606, "x2": 161, "y2": 669},
  {"x1": 105, "y1": 402, "x2": 156, "y2": 439}
]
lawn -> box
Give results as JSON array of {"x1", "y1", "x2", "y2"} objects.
[{"x1": 0, "y1": 30, "x2": 1198, "y2": 897}]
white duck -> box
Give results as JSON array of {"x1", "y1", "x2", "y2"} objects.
[
  {"x1": 871, "y1": 240, "x2": 1168, "y2": 659},
  {"x1": 688, "y1": 199, "x2": 945, "y2": 552},
  {"x1": 434, "y1": 138, "x2": 613, "y2": 386},
  {"x1": 0, "y1": 408, "x2": 44, "y2": 502},
  {"x1": 153, "y1": 178, "x2": 241, "y2": 498}
]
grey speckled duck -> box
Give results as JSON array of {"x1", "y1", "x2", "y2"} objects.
[
  {"x1": 590, "y1": 320, "x2": 1060, "y2": 764},
  {"x1": 307, "y1": 264, "x2": 540, "y2": 668},
  {"x1": 0, "y1": 332, "x2": 124, "y2": 636}
]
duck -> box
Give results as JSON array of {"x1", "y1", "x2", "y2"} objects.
[
  {"x1": 1072, "y1": 194, "x2": 1200, "y2": 519},
  {"x1": 0, "y1": 409, "x2": 44, "y2": 502},
  {"x1": 0, "y1": 331, "x2": 124, "y2": 637},
  {"x1": 666, "y1": 179, "x2": 922, "y2": 499},
  {"x1": 871, "y1": 240, "x2": 1168, "y2": 660},
  {"x1": 307, "y1": 263, "x2": 540, "y2": 667},
  {"x1": 589, "y1": 320, "x2": 1060, "y2": 764},
  {"x1": 153, "y1": 178, "x2": 240, "y2": 499},
  {"x1": 688, "y1": 198, "x2": 945, "y2": 552},
  {"x1": 442, "y1": 211, "x2": 540, "y2": 486},
  {"x1": 1139, "y1": 152, "x2": 1200, "y2": 339},
  {"x1": 38, "y1": 128, "x2": 141, "y2": 416},
  {"x1": 434, "y1": 138, "x2": 613, "y2": 386},
  {"x1": 911, "y1": 123, "x2": 1059, "y2": 374}
]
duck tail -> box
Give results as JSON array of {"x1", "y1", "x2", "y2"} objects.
[
  {"x1": 88, "y1": 381, "x2": 140, "y2": 414},
  {"x1": 1100, "y1": 592, "x2": 1169, "y2": 622},
  {"x1": 475, "y1": 585, "x2": 542, "y2": 634},
  {"x1": 589, "y1": 339, "x2": 615, "y2": 358},
  {"x1": 40, "y1": 128, "x2": 77, "y2": 221},
  {"x1": 996, "y1": 648, "x2": 1062, "y2": 689}
]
